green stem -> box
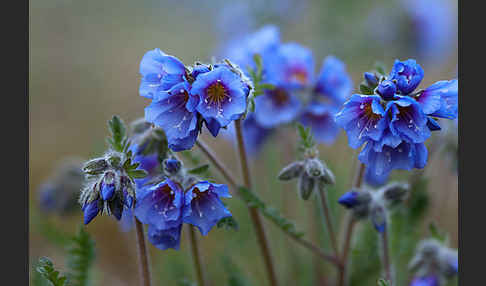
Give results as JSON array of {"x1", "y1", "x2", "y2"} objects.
[
  {"x1": 188, "y1": 225, "x2": 206, "y2": 286},
  {"x1": 317, "y1": 186, "x2": 339, "y2": 257},
  {"x1": 195, "y1": 138, "x2": 338, "y2": 267},
  {"x1": 381, "y1": 229, "x2": 392, "y2": 283},
  {"x1": 234, "y1": 119, "x2": 279, "y2": 286},
  {"x1": 338, "y1": 162, "x2": 366, "y2": 286},
  {"x1": 134, "y1": 218, "x2": 152, "y2": 286}
]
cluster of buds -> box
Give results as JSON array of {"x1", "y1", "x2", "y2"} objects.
[
  {"x1": 409, "y1": 239, "x2": 458, "y2": 286},
  {"x1": 338, "y1": 182, "x2": 409, "y2": 232},
  {"x1": 278, "y1": 148, "x2": 335, "y2": 200},
  {"x1": 79, "y1": 151, "x2": 138, "y2": 224},
  {"x1": 38, "y1": 157, "x2": 85, "y2": 215}
]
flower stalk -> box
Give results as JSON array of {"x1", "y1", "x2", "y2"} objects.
[
  {"x1": 134, "y1": 217, "x2": 152, "y2": 286},
  {"x1": 188, "y1": 225, "x2": 207, "y2": 286},
  {"x1": 234, "y1": 119, "x2": 280, "y2": 286}
]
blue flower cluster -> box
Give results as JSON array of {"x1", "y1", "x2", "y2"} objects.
[
  {"x1": 139, "y1": 49, "x2": 251, "y2": 152},
  {"x1": 336, "y1": 59, "x2": 458, "y2": 178},
  {"x1": 222, "y1": 25, "x2": 353, "y2": 154},
  {"x1": 134, "y1": 179, "x2": 232, "y2": 250}
]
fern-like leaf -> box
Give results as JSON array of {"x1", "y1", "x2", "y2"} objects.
[
  {"x1": 36, "y1": 257, "x2": 68, "y2": 286},
  {"x1": 66, "y1": 226, "x2": 95, "y2": 286}
]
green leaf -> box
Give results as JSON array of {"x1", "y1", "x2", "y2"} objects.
[
  {"x1": 108, "y1": 115, "x2": 126, "y2": 152},
  {"x1": 374, "y1": 61, "x2": 387, "y2": 76},
  {"x1": 377, "y1": 278, "x2": 391, "y2": 286},
  {"x1": 187, "y1": 164, "x2": 210, "y2": 175},
  {"x1": 127, "y1": 169, "x2": 148, "y2": 179},
  {"x1": 66, "y1": 226, "x2": 96, "y2": 286},
  {"x1": 238, "y1": 186, "x2": 304, "y2": 238},
  {"x1": 296, "y1": 123, "x2": 315, "y2": 151},
  {"x1": 222, "y1": 256, "x2": 253, "y2": 286},
  {"x1": 217, "y1": 216, "x2": 239, "y2": 231},
  {"x1": 429, "y1": 222, "x2": 448, "y2": 243},
  {"x1": 36, "y1": 257, "x2": 68, "y2": 286},
  {"x1": 359, "y1": 83, "x2": 375, "y2": 95}
]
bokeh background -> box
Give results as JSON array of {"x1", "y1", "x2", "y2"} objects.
[{"x1": 29, "y1": 0, "x2": 458, "y2": 285}]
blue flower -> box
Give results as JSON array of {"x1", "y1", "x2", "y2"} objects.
[
  {"x1": 254, "y1": 87, "x2": 302, "y2": 127},
  {"x1": 223, "y1": 25, "x2": 280, "y2": 73},
  {"x1": 163, "y1": 158, "x2": 182, "y2": 175},
  {"x1": 410, "y1": 275, "x2": 439, "y2": 286},
  {"x1": 139, "y1": 49, "x2": 186, "y2": 99},
  {"x1": 364, "y1": 166, "x2": 389, "y2": 187},
  {"x1": 183, "y1": 181, "x2": 232, "y2": 235},
  {"x1": 358, "y1": 141, "x2": 427, "y2": 176},
  {"x1": 134, "y1": 179, "x2": 184, "y2": 231},
  {"x1": 416, "y1": 79, "x2": 458, "y2": 119},
  {"x1": 265, "y1": 42, "x2": 314, "y2": 89},
  {"x1": 388, "y1": 59, "x2": 424, "y2": 95},
  {"x1": 314, "y1": 56, "x2": 353, "y2": 105},
  {"x1": 387, "y1": 96, "x2": 431, "y2": 143},
  {"x1": 376, "y1": 80, "x2": 397, "y2": 100},
  {"x1": 335, "y1": 94, "x2": 388, "y2": 148},
  {"x1": 145, "y1": 82, "x2": 199, "y2": 151},
  {"x1": 338, "y1": 191, "x2": 360, "y2": 208},
  {"x1": 147, "y1": 224, "x2": 182, "y2": 250},
  {"x1": 83, "y1": 199, "x2": 100, "y2": 225},
  {"x1": 300, "y1": 101, "x2": 340, "y2": 144},
  {"x1": 191, "y1": 66, "x2": 248, "y2": 127}
]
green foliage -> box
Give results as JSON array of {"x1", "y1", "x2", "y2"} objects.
[
  {"x1": 359, "y1": 83, "x2": 375, "y2": 95},
  {"x1": 177, "y1": 278, "x2": 197, "y2": 286},
  {"x1": 187, "y1": 164, "x2": 210, "y2": 176},
  {"x1": 374, "y1": 61, "x2": 387, "y2": 77},
  {"x1": 296, "y1": 123, "x2": 316, "y2": 152},
  {"x1": 377, "y1": 278, "x2": 391, "y2": 286},
  {"x1": 246, "y1": 54, "x2": 275, "y2": 113},
  {"x1": 389, "y1": 175, "x2": 431, "y2": 285},
  {"x1": 222, "y1": 256, "x2": 252, "y2": 286},
  {"x1": 217, "y1": 216, "x2": 239, "y2": 231},
  {"x1": 429, "y1": 222, "x2": 448, "y2": 244},
  {"x1": 238, "y1": 186, "x2": 304, "y2": 238},
  {"x1": 36, "y1": 257, "x2": 68, "y2": 286},
  {"x1": 349, "y1": 223, "x2": 381, "y2": 286},
  {"x1": 66, "y1": 226, "x2": 96, "y2": 286},
  {"x1": 107, "y1": 115, "x2": 129, "y2": 153}
]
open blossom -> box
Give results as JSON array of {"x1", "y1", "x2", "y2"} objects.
[
  {"x1": 336, "y1": 59, "x2": 458, "y2": 177},
  {"x1": 139, "y1": 49, "x2": 250, "y2": 152},
  {"x1": 314, "y1": 55, "x2": 353, "y2": 105},
  {"x1": 183, "y1": 181, "x2": 232, "y2": 236},
  {"x1": 139, "y1": 49, "x2": 186, "y2": 99}
]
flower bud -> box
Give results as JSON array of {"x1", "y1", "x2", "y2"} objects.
[
  {"x1": 410, "y1": 275, "x2": 439, "y2": 286},
  {"x1": 101, "y1": 172, "x2": 116, "y2": 201},
  {"x1": 377, "y1": 80, "x2": 397, "y2": 100},
  {"x1": 163, "y1": 158, "x2": 182, "y2": 175},
  {"x1": 278, "y1": 161, "x2": 304, "y2": 181},
  {"x1": 338, "y1": 191, "x2": 360, "y2": 208},
  {"x1": 83, "y1": 158, "x2": 108, "y2": 175},
  {"x1": 381, "y1": 182, "x2": 409, "y2": 205},
  {"x1": 298, "y1": 172, "x2": 315, "y2": 200},
  {"x1": 83, "y1": 199, "x2": 100, "y2": 225},
  {"x1": 320, "y1": 163, "x2": 336, "y2": 185},
  {"x1": 364, "y1": 72, "x2": 379, "y2": 87},
  {"x1": 305, "y1": 158, "x2": 324, "y2": 178},
  {"x1": 370, "y1": 205, "x2": 387, "y2": 233}
]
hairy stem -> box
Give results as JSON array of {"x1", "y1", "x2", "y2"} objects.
[
  {"x1": 195, "y1": 138, "x2": 338, "y2": 267},
  {"x1": 188, "y1": 225, "x2": 206, "y2": 286},
  {"x1": 234, "y1": 119, "x2": 279, "y2": 286},
  {"x1": 381, "y1": 229, "x2": 392, "y2": 283},
  {"x1": 134, "y1": 218, "x2": 152, "y2": 286},
  {"x1": 338, "y1": 162, "x2": 366, "y2": 286},
  {"x1": 317, "y1": 187, "x2": 339, "y2": 257}
]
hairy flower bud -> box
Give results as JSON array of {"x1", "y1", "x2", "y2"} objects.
[
  {"x1": 381, "y1": 182, "x2": 410, "y2": 205},
  {"x1": 298, "y1": 172, "x2": 315, "y2": 200},
  {"x1": 278, "y1": 161, "x2": 304, "y2": 181},
  {"x1": 364, "y1": 72, "x2": 379, "y2": 87},
  {"x1": 163, "y1": 158, "x2": 182, "y2": 175},
  {"x1": 305, "y1": 158, "x2": 324, "y2": 178},
  {"x1": 82, "y1": 158, "x2": 108, "y2": 175}
]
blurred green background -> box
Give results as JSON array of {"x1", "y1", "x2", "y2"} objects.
[{"x1": 30, "y1": 0, "x2": 458, "y2": 285}]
